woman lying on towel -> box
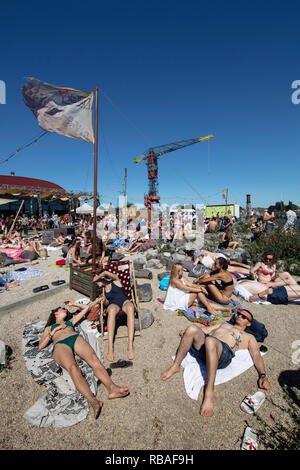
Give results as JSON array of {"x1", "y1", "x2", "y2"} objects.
[
  {"x1": 250, "y1": 250, "x2": 299, "y2": 288},
  {"x1": 195, "y1": 250, "x2": 251, "y2": 276},
  {"x1": 164, "y1": 263, "x2": 231, "y2": 316},
  {"x1": 38, "y1": 301, "x2": 129, "y2": 419},
  {"x1": 193, "y1": 257, "x2": 235, "y2": 306}
]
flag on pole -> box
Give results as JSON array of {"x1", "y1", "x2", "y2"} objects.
[
  {"x1": 222, "y1": 188, "x2": 228, "y2": 200},
  {"x1": 22, "y1": 78, "x2": 94, "y2": 143}
]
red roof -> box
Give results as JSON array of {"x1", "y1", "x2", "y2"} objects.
[{"x1": 0, "y1": 175, "x2": 66, "y2": 193}]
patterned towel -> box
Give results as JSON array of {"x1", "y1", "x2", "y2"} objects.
[
  {"x1": 22, "y1": 320, "x2": 103, "y2": 428},
  {"x1": 177, "y1": 307, "x2": 234, "y2": 326}
]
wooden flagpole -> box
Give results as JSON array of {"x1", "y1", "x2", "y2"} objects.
[
  {"x1": 7, "y1": 200, "x2": 24, "y2": 238},
  {"x1": 92, "y1": 87, "x2": 99, "y2": 272}
]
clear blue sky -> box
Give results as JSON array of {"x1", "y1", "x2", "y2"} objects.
[{"x1": 0, "y1": 0, "x2": 299, "y2": 209}]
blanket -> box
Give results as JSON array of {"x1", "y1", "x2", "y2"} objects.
[
  {"x1": 22, "y1": 320, "x2": 103, "y2": 428},
  {"x1": 6, "y1": 267, "x2": 45, "y2": 282},
  {"x1": 0, "y1": 248, "x2": 30, "y2": 266},
  {"x1": 178, "y1": 348, "x2": 266, "y2": 400},
  {"x1": 177, "y1": 307, "x2": 234, "y2": 326},
  {"x1": 234, "y1": 283, "x2": 300, "y2": 305}
]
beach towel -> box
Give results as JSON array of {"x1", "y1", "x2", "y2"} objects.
[
  {"x1": 234, "y1": 283, "x2": 300, "y2": 305},
  {"x1": 178, "y1": 348, "x2": 266, "y2": 401},
  {"x1": 22, "y1": 320, "x2": 103, "y2": 428},
  {"x1": 6, "y1": 267, "x2": 45, "y2": 282},
  {"x1": 177, "y1": 307, "x2": 234, "y2": 326},
  {"x1": 0, "y1": 248, "x2": 30, "y2": 265}
]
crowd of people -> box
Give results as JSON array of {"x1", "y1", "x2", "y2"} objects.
[{"x1": 1, "y1": 205, "x2": 299, "y2": 423}]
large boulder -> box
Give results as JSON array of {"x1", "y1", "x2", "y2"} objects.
[
  {"x1": 133, "y1": 257, "x2": 146, "y2": 270},
  {"x1": 137, "y1": 283, "x2": 153, "y2": 302},
  {"x1": 134, "y1": 269, "x2": 153, "y2": 280},
  {"x1": 134, "y1": 308, "x2": 154, "y2": 330}
]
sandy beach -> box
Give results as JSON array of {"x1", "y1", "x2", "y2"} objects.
[{"x1": 0, "y1": 247, "x2": 299, "y2": 451}]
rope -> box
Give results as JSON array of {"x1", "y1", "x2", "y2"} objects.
[{"x1": 0, "y1": 131, "x2": 48, "y2": 165}]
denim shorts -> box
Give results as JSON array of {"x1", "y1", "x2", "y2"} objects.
[{"x1": 194, "y1": 334, "x2": 235, "y2": 370}]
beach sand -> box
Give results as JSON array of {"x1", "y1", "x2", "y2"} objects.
[{"x1": 0, "y1": 247, "x2": 299, "y2": 450}]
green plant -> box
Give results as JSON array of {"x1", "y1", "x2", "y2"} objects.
[{"x1": 245, "y1": 228, "x2": 300, "y2": 272}]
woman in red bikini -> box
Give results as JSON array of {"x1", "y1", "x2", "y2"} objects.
[{"x1": 250, "y1": 251, "x2": 298, "y2": 288}]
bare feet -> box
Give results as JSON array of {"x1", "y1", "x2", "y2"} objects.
[
  {"x1": 200, "y1": 392, "x2": 214, "y2": 417},
  {"x1": 161, "y1": 363, "x2": 181, "y2": 381},
  {"x1": 92, "y1": 400, "x2": 103, "y2": 419},
  {"x1": 107, "y1": 384, "x2": 130, "y2": 400},
  {"x1": 107, "y1": 351, "x2": 114, "y2": 362},
  {"x1": 128, "y1": 347, "x2": 135, "y2": 360}
]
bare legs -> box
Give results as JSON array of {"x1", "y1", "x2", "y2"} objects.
[
  {"x1": 53, "y1": 337, "x2": 129, "y2": 419},
  {"x1": 161, "y1": 326, "x2": 222, "y2": 417},
  {"x1": 106, "y1": 301, "x2": 135, "y2": 362}
]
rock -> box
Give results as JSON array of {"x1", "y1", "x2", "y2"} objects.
[
  {"x1": 276, "y1": 260, "x2": 287, "y2": 272},
  {"x1": 134, "y1": 269, "x2": 153, "y2": 280},
  {"x1": 133, "y1": 257, "x2": 146, "y2": 270},
  {"x1": 137, "y1": 283, "x2": 153, "y2": 302},
  {"x1": 170, "y1": 253, "x2": 186, "y2": 263},
  {"x1": 157, "y1": 271, "x2": 171, "y2": 281},
  {"x1": 288, "y1": 262, "x2": 300, "y2": 275},
  {"x1": 134, "y1": 308, "x2": 154, "y2": 330},
  {"x1": 146, "y1": 259, "x2": 162, "y2": 269},
  {"x1": 111, "y1": 252, "x2": 125, "y2": 261}
]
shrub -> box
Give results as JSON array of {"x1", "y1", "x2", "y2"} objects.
[{"x1": 245, "y1": 228, "x2": 300, "y2": 273}]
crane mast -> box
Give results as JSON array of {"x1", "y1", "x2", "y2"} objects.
[{"x1": 133, "y1": 134, "x2": 213, "y2": 209}]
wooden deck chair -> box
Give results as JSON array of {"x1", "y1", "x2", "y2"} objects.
[{"x1": 99, "y1": 260, "x2": 142, "y2": 339}]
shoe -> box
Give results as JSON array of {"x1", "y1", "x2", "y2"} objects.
[
  {"x1": 33, "y1": 285, "x2": 49, "y2": 293},
  {"x1": 51, "y1": 280, "x2": 66, "y2": 286},
  {"x1": 241, "y1": 426, "x2": 258, "y2": 450},
  {"x1": 240, "y1": 391, "x2": 265, "y2": 414}
]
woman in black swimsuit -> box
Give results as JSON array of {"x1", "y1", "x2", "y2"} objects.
[
  {"x1": 193, "y1": 257, "x2": 234, "y2": 305},
  {"x1": 94, "y1": 270, "x2": 135, "y2": 362}
]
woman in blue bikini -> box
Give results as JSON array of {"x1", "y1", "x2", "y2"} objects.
[{"x1": 38, "y1": 301, "x2": 129, "y2": 419}]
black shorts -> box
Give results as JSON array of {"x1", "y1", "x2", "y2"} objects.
[{"x1": 193, "y1": 334, "x2": 235, "y2": 369}]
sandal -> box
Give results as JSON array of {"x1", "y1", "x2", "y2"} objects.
[
  {"x1": 240, "y1": 391, "x2": 265, "y2": 414},
  {"x1": 33, "y1": 285, "x2": 49, "y2": 293},
  {"x1": 241, "y1": 426, "x2": 258, "y2": 450},
  {"x1": 51, "y1": 280, "x2": 66, "y2": 286}
]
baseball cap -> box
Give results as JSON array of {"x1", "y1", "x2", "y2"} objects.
[{"x1": 216, "y1": 253, "x2": 228, "y2": 260}]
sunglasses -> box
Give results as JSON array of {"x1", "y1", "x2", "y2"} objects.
[
  {"x1": 265, "y1": 257, "x2": 274, "y2": 261},
  {"x1": 236, "y1": 311, "x2": 252, "y2": 322}
]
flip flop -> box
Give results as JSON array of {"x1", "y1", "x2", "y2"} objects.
[
  {"x1": 241, "y1": 426, "x2": 258, "y2": 450},
  {"x1": 240, "y1": 391, "x2": 265, "y2": 414},
  {"x1": 33, "y1": 285, "x2": 49, "y2": 293},
  {"x1": 110, "y1": 359, "x2": 133, "y2": 369},
  {"x1": 51, "y1": 280, "x2": 66, "y2": 286}
]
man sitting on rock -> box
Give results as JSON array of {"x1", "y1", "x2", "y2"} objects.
[{"x1": 161, "y1": 308, "x2": 270, "y2": 417}]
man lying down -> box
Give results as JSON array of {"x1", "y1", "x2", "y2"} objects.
[{"x1": 161, "y1": 309, "x2": 270, "y2": 417}]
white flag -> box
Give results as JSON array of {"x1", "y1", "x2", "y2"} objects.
[{"x1": 22, "y1": 78, "x2": 94, "y2": 143}]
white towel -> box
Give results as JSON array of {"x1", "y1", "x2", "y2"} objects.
[{"x1": 176, "y1": 348, "x2": 266, "y2": 401}]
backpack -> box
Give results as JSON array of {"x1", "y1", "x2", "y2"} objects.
[
  {"x1": 159, "y1": 275, "x2": 170, "y2": 290},
  {"x1": 229, "y1": 315, "x2": 268, "y2": 343}
]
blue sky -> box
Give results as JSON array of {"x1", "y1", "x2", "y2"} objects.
[{"x1": 0, "y1": 0, "x2": 299, "y2": 209}]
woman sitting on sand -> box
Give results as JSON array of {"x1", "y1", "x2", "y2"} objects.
[
  {"x1": 38, "y1": 301, "x2": 129, "y2": 419},
  {"x1": 250, "y1": 250, "x2": 299, "y2": 288},
  {"x1": 193, "y1": 257, "x2": 235, "y2": 305},
  {"x1": 66, "y1": 239, "x2": 86, "y2": 267},
  {"x1": 93, "y1": 270, "x2": 135, "y2": 362},
  {"x1": 163, "y1": 263, "x2": 227, "y2": 315}
]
